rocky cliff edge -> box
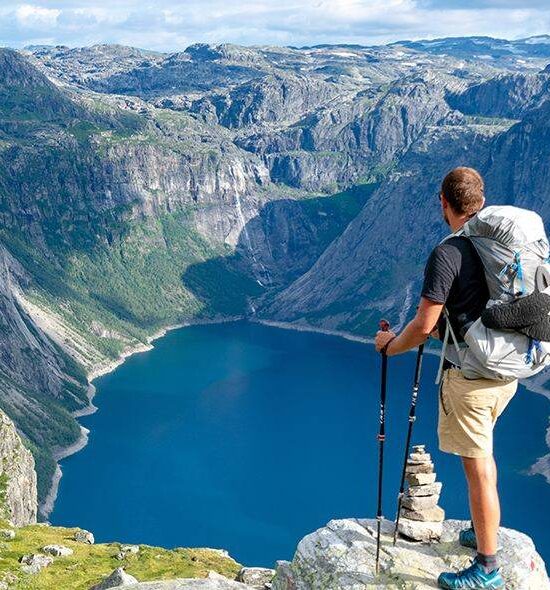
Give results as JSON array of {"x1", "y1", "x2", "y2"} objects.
[
  {"x1": 0, "y1": 411, "x2": 37, "y2": 527},
  {"x1": 272, "y1": 517, "x2": 549, "y2": 590}
]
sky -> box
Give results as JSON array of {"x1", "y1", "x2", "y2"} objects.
[{"x1": 0, "y1": 0, "x2": 549, "y2": 52}]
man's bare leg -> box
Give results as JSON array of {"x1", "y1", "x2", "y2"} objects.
[
  {"x1": 437, "y1": 457, "x2": 503, "y2": 586},
  {"x1": 462, "y1": 456, "x2": 499, "y2": 558}
]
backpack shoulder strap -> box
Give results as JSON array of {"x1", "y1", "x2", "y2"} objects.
[
  {"x1": 435, "y1": 308, "x2": 466, "y2": 385},
  {"x1": 439, "y1": 228, "x2": 464, "y2": 245}
]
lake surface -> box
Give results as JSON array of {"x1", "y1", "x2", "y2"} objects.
[{"x1": 52, "y1": 321, "x2": 550, "y2": 567}]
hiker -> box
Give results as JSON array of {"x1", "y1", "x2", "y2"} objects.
[{"x1": 375, "y1": 167, "x2": 515, "y2": 590}]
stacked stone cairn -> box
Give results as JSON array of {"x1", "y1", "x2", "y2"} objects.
[{"x1": 397, "y1": 444, "x2": 445, "y2": 542}]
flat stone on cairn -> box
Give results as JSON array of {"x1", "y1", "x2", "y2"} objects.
[{"x1": 397, "y1": 444, "x2": 445, "y2": 542}]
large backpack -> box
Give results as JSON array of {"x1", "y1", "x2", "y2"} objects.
[{"x1": 437, "y1": 205, "x2": 550, "y2": 382}]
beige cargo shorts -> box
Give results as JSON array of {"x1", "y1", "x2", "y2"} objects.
[{"x1": 438, "y1": 368, "x2": 518, "y2": 458}]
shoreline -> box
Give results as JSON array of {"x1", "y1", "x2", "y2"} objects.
[
  {"x1": 42, "y1": 314, "x2": 550, "y2": 517},
  {"x1": 252, "y1": 318, "x2": 373, "y2": 345},
  {"x1": 41, "y1": 425, "x2": 91, "y2": 518},
  {"x1": 40, "y1": 315, "x2": 243, "y2": 519}
]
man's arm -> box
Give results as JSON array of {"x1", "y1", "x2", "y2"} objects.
[{"x1": 374, "y1": 297, "x2": 443, "y2": 356}]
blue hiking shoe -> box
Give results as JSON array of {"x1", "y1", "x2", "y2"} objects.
[
  {"x1": 438, "y1": 559, "x2": 505, "y2": 589},
  {"x1": 459, "y1": 526, "x2": 477, "y2": 550}
]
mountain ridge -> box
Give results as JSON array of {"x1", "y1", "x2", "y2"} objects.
[{"x1": 0, "y1": 37, "x2": 547, "y2": 514}]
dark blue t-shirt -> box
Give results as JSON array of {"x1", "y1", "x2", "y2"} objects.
[{"x1": 421, "y1": 236, "x2": 489, "y2": 341}]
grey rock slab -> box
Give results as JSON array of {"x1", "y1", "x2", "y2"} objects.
[
  {"x1": 43, "y1": 543, "x2": 73, "y2": 557},
  {"x1": 408, "y1": 453, "x2": 431, "y2": 464},
  {"x1": 405, "y1": 462, "x2": 434, "y2": 474},
  {"x1": 90, "y1": 567, "x2": 139, "y2": 589},
  {"x1": 401, "y1": 506, "x2": 446, "y2": 522},
  {"x1": 270, "y1": 518, "x2": 549, "y2": 589},
  {"x1": 402, "y1": 494, "x2": 439, "y2": 511},
  {"x1": 237, "y1": 567, "x2": 275, "y2": 587},
  {"x1": 0, "y1": 529, "x2": 15, "y2": 540},
  {"x1": 398, "y1": 517, "x2": 444, "y2": 543},
  {"x1": 407, "y1": 482, "x2": 443, "y2": 497},
  {"x1": 406, "y1": 472, "x2": 437, "y2": 486}
]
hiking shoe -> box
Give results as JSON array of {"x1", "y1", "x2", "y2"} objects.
[
  {"x1": 438, "y1": 559, "x2": 505, "y2": 589},
  {"x1": 459, "y1": 526, "x2": 477, "y2": 550}
]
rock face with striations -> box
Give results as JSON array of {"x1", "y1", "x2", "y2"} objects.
[
  {"x1": 272, "y1": 518, "x2": 549, "y2": 589},
  {"x1": 0, "y1": 410, "x2": 37, "y2": 527}
]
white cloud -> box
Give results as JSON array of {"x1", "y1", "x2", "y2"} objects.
[
  {"x1": 15, "y1": 4, "x2": 61, "y2": 28},
  {"x1": 0, "y1": 0, "x2": 548, "y2": 51}
]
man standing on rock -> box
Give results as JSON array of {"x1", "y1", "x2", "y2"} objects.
[{"x1": 375, "y1": 167, "x2": 516, "y2": 590}]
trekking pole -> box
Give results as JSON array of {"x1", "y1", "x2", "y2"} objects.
[
  {"x1": 375, "y1": 318, "x2": 390, "y2": 575},
  {"x1": 392, "y1": 343, "x2": 425, "y2": 545}
]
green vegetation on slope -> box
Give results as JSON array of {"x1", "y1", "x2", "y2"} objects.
[
  {"x1": 299, "y1": 182, "x2": 378, "y2": 248},
  {"x1": 2, "y1": 208, "x2": 259, "y2": 358},
  {"x1": 0, "y1": 520, "x2": 241, "y2": 590},
  {"x1": 0, "y1": 208, "x2": 261, "y2": 506}
]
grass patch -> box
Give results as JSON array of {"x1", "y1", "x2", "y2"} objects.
[{"x1": 0, "y1": 521, "x2": 241, "y2": 590}]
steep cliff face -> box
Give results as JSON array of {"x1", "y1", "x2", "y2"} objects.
[
  {"x1": 485, "y1": 99, "x2": 550, "y2": 218},
  {"x1": 260, "y1": 121, "x2": 503, "y2": 332},
  {"x1": 0, "y1": 410, "x2": 37, "y2": 527},
  {"x1": 447, "y1": 69, "x2": 550, "y2": 118},
  {"x1": 190, "y1": 73, "x2": 340, "y2": 130}
]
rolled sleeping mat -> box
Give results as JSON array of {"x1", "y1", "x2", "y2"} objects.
[{"x1": 481, "y1": 291, "x2": 550, "y2": 342}]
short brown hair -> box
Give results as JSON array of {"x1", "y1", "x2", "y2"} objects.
[{"x1": 441, "y1": 167, "x2": 484, "y2": 216}]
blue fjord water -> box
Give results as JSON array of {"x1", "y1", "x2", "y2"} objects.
[{"x1": 52, "y1": 321, "x2": 550, "y2": 567}]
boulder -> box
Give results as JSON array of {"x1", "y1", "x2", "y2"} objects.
[
  {"x1": 75, "y1": 529, "x2": 95, "y2": 544},
  {"x1": 237, "y1": 566, "x2": 275, "y2": 587},
  {"x1": 19, "y1": 553, "x2": 53, "y2": 574},
  {"x1": 117, "y1": 545, "x2": 141, "y2": 560},
  {"x1": 43, "y1": 544, "x2": 73, "y2": 557},
  {"x1": 0, "y1": 529, "x2": 15, "y2": 540},
  {"x1": 271, "y1": 518, "x2": 549, "y2": 589},
  {"x1": 90, "y1": 567, "x2": 139, "y2": 589},
  {"x1": 122, "y1": 545, "x2": 140, "y2": 554}
]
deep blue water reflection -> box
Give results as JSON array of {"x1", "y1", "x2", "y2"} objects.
[{"x1": 52, "y1": 321, "x2": 550, "y2": 567}]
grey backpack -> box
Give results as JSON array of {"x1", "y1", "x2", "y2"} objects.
[{"x1": 437, "y1": 205, "x2": 550, "y2": 382}]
